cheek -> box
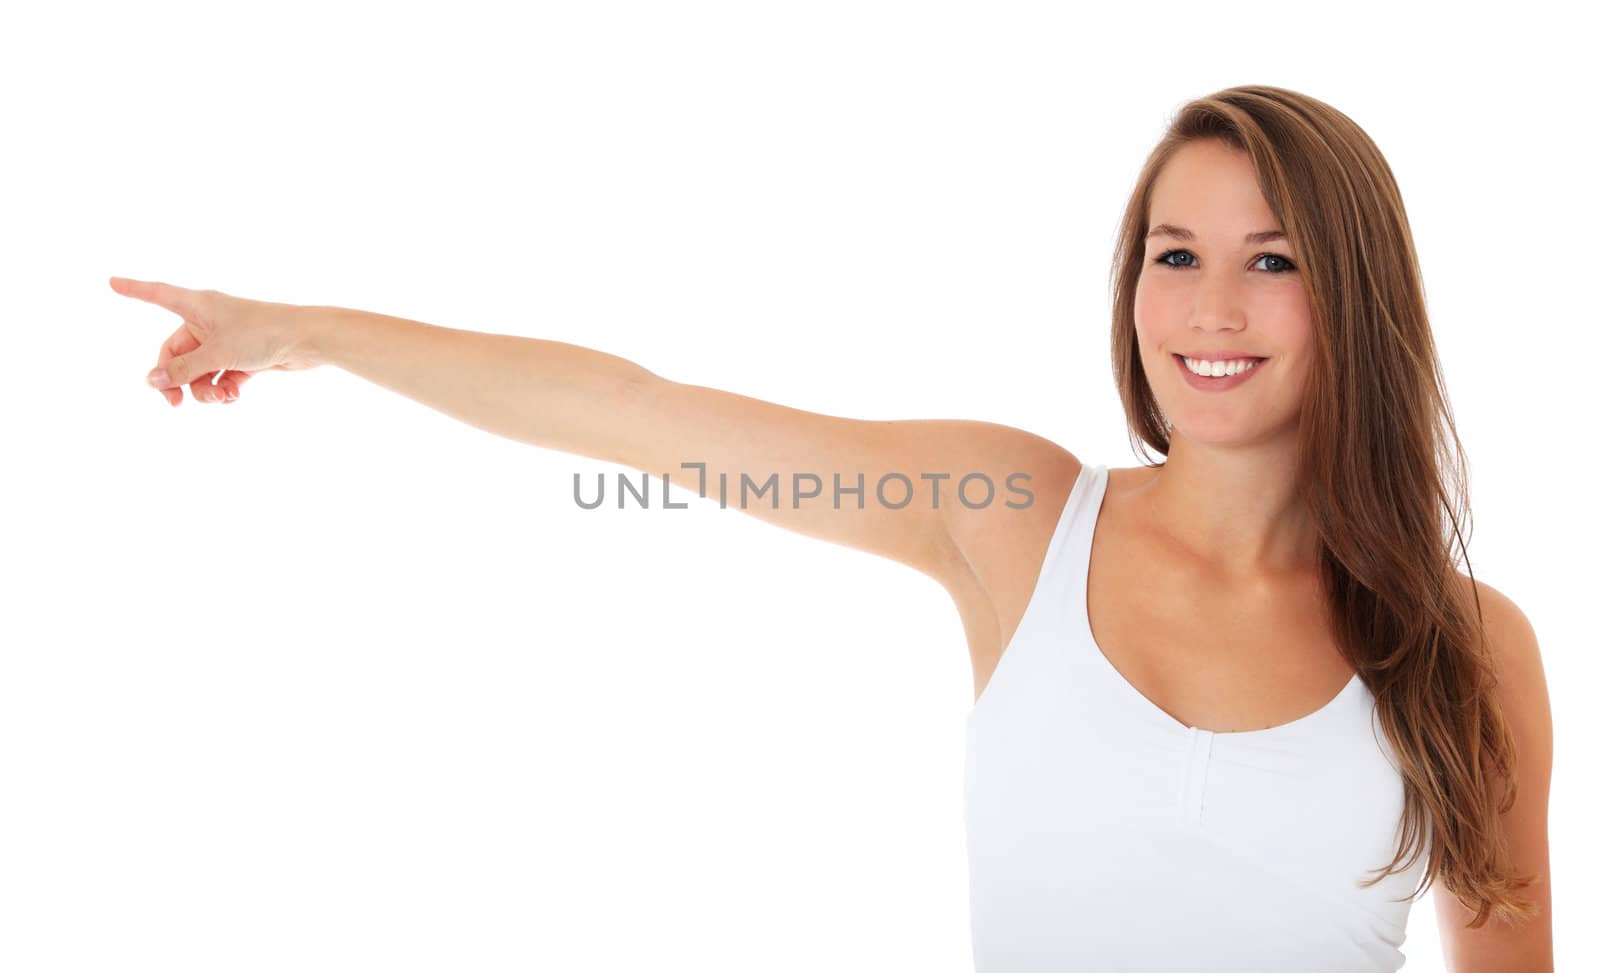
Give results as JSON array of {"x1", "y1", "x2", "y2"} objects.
[
  {"x1": 1132, "y1": 277, "x2": 1183, "y2": 336},
  {"x1": 1253, "y1": 279, "x2": 1313, "y2": 321},
  {"x1": 1267, "y1": 304, "x2": 1317, "y2": 363}
]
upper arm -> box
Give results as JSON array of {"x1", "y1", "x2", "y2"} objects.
[
  {"x1": 1434, "y1": 577, "x2": 1554, "y2": 972},
  {"x1": 615, "y1": 376, "x2": 1076, "y2": 594}
]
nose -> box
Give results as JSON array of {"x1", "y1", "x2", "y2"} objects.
[{"x1": 1186, "y1": 271, "x2": 1248, "y2": 336}]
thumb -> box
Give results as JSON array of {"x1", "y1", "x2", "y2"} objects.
[{"x1": 150, "y1": 348, "x2": 225, "y2": 390}]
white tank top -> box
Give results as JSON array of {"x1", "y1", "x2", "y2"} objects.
[{"x1": 963, "y1": 462, "x2": 1431, "y2": 972}]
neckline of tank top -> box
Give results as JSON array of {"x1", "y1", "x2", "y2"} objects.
[
  {"x1": 1077, "y1": 462, "x2": 1365, "y2": 739},
  {"x1": 963, "y1": 463, "x2": 1367, "y2": 736}
]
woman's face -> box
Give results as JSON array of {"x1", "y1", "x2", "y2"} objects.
[{"x1": 1133, "y1": 139, "x2": 1315, "y2": 448}]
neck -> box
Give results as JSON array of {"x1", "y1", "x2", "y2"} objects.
[{"x1": 1137, "y1": 432, "x2": 1322, "y2": 581}]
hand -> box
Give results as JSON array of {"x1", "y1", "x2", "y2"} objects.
[{"x1": 111, "y1": 276, "x2": 321, "y2": 407}]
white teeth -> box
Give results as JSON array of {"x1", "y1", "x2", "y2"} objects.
[{"x1": 1182, "y1": 356, "x2": 1260, "y2": 377}]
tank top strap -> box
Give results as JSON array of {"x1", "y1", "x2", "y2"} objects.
[
  {"x1": 1008, "y1": 460, "x2": 1108, "y2": 636},
  {"x1": 968, "y1": 460, "x2": 1109, "y2": 720},
  {"x1": 1032, "y1": 460, "x2": 1107, "y2": 594},
  {"x1": 1061, "y1": 461, "x2": 1110, "y2": 624}
]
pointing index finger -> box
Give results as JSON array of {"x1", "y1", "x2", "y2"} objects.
[{"x1": 110, "y1": 276, "x2": 202, "y2": 319}]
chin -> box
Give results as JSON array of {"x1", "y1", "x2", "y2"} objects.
[{"x1": 1168, "y1": 416, "x2": 1295, "y2": 448}]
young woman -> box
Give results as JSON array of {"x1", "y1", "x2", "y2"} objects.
[{"x1": 115, "y1": 84, "x2": 1552, "y2": 972}]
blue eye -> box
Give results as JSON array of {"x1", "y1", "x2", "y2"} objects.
[{"x1": 1151, "y1": 248, "x2": 1297, "y2": 275}]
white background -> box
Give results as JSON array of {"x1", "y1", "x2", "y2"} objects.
[{"x1": 2, "y1": 2, "x2": 1591, "y2": 970}]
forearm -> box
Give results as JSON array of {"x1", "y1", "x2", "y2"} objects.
[{"x1": 299, "y1": 306, "x2": 661, "y2": 464}]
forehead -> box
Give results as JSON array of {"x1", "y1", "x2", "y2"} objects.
[{"x1": 1148, "y1": 141, "x2": 1279, "y2": 237}]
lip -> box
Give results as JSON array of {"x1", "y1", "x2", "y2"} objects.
[
  {"x1": 1173, "y1": 353, "x2": 1268, "y2": 392},
  {"x1": 1177, "y1": 350, "x2": 1267, "y2": 361}
]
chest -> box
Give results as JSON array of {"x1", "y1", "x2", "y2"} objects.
[{"x1": 1083, "y1": 511, "x2": 1356, "y2": 734}]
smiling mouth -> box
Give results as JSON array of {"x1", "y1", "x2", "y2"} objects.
[
  {"x1": 1177, "y1": 353, "x2": 1260, "y2": 368},
  {"x1": 1170, "y1": 353, "x2": 1272, "y2": 392}
]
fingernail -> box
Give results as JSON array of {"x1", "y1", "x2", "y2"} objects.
[{"x1": 147, "y1": 368, "x2": 169, "y2": 388}]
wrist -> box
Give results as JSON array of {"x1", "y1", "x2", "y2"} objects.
[{"x1": 291, "y1": 304, "x2": 349, "y2": 369}]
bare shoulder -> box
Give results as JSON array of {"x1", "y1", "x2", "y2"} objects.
[
  {"x1": 1435, "y1": 571, "x2": 1554, "y2": 965},
  {"x1": 1450, "y1": 573, "x2": 1549, "y2": 748},
  {"x1": 1453, "y1": 573, "x2": 1546, "y2": 685},
  {"x1": 934, "y1": 419, "x2": 1075, "y2": 531},
  {"x1": 935, "y1": 424, "x2": 1081, "y2": 641}
]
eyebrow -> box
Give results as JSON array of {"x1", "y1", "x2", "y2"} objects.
[{"x1": 1146, "y1": 223, "x2": 1287, "y2": 245}]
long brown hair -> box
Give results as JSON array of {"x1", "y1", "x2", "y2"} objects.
[{"x1": 1106, "y1": 84, "x2": 1539, "y2": 929}]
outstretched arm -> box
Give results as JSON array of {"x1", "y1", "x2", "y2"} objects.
[
  {"x1": 303, "y1": 303, "x2": 662, "y2": 468},
  {"x1": 115, "y1": 277, "x2": 1076, "y2": 599}
]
